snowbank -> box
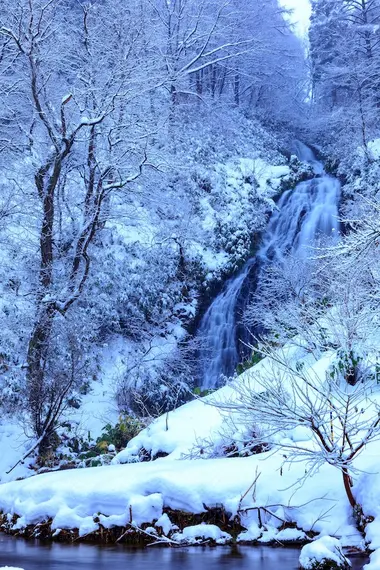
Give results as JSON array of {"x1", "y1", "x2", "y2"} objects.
[
  {"x1": 0, "y1": 446, "x2": 358, "y2": 542},
  {"x1": 368, "y1": 139, "x2": 380, "y2": 161},
  {"x1": 355, "y1": 468, "x2": 380, "y2": 565},
  {"x1": 365, "y1": 549, "x2": 380, "y2": 570},
  {"x1": 112, "y1": 383, "x2": 235, "y2": 461},
  {"x1": 112, "y1": 346, "x2": 329, "y2": 463},
  {"x1": 0, "y1": 424, "x2": 36, "y2": 484}
]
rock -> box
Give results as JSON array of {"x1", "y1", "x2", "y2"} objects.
[{"x1": 299, "y1": 536, "x2": 351, "y2": 570}]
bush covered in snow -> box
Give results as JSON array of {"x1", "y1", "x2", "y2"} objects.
[{"x1": 299, "y1": 537, "x2": 351, "y2": 570}]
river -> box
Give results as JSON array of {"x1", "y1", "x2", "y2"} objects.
[{"x1": 0, "y1": 535, "x2": 369, "y2": 569}]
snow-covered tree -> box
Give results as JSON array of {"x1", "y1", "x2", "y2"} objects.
[
  {"x1": 0, "y1": 0, "x2": 154, "y2": 453},
  {"x1": 0, "y1": 0, "x2": 308, "y2": 459},
  {"x1": 309, "y1": 0, "x2": 380, "y2": 153},
  {"x1": 237, "y1": 216, "x2": 380, "y2": 514}
]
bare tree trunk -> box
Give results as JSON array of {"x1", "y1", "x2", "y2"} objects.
[
  {"x1": 211, "y1": 64, "x2": 217, "y2": 98},
  {"x1": 26, "y1": 303, "x2": 55, "y2": 438},
  {"x1": 27, "y1": 155, "x2": 64, "y2": 442},
  {"x1": 196, "y1": 69, "x2": 203, "y2": 98},
  {"x1": 342, "y1": 467, "x2": 356, "y2": 508},
  {"x1": 234, "y1": 73, "x2": 240, "y2": 106}
]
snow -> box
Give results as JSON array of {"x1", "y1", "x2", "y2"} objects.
[
  {"x1": 112, "y1": 347, "x2": 329, "y2": 463},
  {"x1": 0, "y1": 567, "x2": 25, "y2": 570},
  {"x1": 155, "y1": 513, "x2": 173, "y2": 535},
  {"x1": 239, "y1": 157, "x2": 289, "y2": 194},
  {"x1": 299, "y1": 536, "x2": 351, "y2": 569},
  {"x1": 276, "y1": 528, "x2": 307, "y2": 542},
  {"x1": 0, "y1": 337, "x2": 377, "y2": 552},
  {"x1": 172, "y1": 523, "x2": 232, "y2": 544},
  {"x1": 0, "y1": 424, "x2": 36, "y2": 484},
  {"x1": 0, "y1": 294, "x2": 378, "y2": 555},
  {"x1": 112, "y1": 387, "x2": 232, "y2": 461},
  {"x1": 0, "y1": 441, "x2": 358, "y2": 542},
  {"x1": 355, "y1": 467, "x2": 380, "y2": 553},
  {"x1": 368, "y1": 139, "x2": 380, "y2": 160}
]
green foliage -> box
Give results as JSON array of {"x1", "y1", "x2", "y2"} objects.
[
  {"x1": 236, "y1": 351, "x2": 263, "y2": 375},
  {"x1": 193, "y1": 387, "x2": 214, "y2": 398},
  {"x1": 329, "y1": 349, "x2": 363, "y2": 386},
  {"x1": 375, "y1": 362, "x2": 380, "y2": 384},
  {"x1": 96, "y1": 415, "x2": 143, "y2": 452}
]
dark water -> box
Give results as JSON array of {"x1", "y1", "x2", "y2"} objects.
[{"x1": 0, "y1": 535, "x2": 369, "y2": 570}]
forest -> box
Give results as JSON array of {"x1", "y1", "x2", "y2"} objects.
[{"x1": 0, "y1": 1, "x2": 379, "y2": 569}]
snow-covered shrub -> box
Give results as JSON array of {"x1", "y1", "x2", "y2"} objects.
[
  {"x1": 96, "y1": 415, "x2": 143, "y2": 452},
  {"x1": 187, "y1": 418, "x2": 270, "y2": 460},
  {"x1": 280, "y1": 155, "x2": 315, "y2": 191},
  {"x1": 299, "y1": 537, "x2": 351, "y2": 570},
  {"x1": 116, "y1": 345, "x2": 195, "y2": 419},
  {"x1": 328, "y1": 349, "x2": 365, "y2": 387},
  {"x1": 245, "y1": 236, "x2": 380, "y2": 372},
  {"x1": 172, "y1": 523, "x2": 232, "y2": 545}
]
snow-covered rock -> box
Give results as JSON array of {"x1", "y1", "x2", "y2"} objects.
[
  {"x1": 172, "y1": 523, "x2": 232, "y2": 545},
  {"x1": 299, "y1": 537, "x2": 351, "y2": 569},
  {"x1": 154, "y1": 513, "x2": 173, "y2": 535}
]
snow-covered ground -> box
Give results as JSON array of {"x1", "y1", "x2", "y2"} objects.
[
  {"x1": 0, "y1": 424, "x2": 35, "y2": 484},
  {"x1": 0, "y1": 343, "x2": 379, "y2": 563},
  {"x1": 0, "y1": 324, "x2": 379, "y2": 570},
  {"x1": 0, "y1": 445, "x2": 358, "y2": 544}
]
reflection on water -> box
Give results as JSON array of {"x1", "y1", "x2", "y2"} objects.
[{"x1": 0, "y1": 535, "x2": 369, "y2": 570}]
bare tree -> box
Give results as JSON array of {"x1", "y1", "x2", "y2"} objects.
[
  {"x1": 221, "y1": 344, "x2": 380, "y2": 513},
  {"x1": 0, "y1": 0, "x2": 153, "y2": 454}
]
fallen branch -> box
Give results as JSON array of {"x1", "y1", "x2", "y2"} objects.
[{"x1": 116, "y1": 522, "x2": 180, "y2": 546}]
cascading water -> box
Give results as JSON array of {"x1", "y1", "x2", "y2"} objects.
[{"x1": 197, "y1": 142, "x2": 341, "y2": 390}]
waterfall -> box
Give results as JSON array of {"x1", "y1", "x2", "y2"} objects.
[{"x1": 197, "y1": 143, "x2": 341, "y2": 390}]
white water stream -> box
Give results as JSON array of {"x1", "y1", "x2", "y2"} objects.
[{"x1": 198, "y1": 143, "x2": 341, "y2": 390}]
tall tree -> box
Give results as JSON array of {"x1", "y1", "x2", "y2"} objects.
[
  {"x1": 0, "y1": 0, "x2": 152, "y2": 454},
  {"x1": 310, "y1": 0, "x2": 380, "y2": 150}
]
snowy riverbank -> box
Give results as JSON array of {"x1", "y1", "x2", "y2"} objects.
[
  {"x1": 0, "y1": 448, "x2": 358, "y2": 545},
  {"x1": 0, "y1": 333, "x2": 380, "y2": 568}
]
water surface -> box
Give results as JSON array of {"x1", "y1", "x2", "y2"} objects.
[{"x1": 0, "y1": 535, "x2": 369, "y2": 569}]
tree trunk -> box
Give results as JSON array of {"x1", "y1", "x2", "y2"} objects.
[
  {"x1": 234, "y1": 73, "x2": 240, "y2": 106},
  {"x1": 26, "y1": 302, "x2": 55, "y2": 438},
  {"x1": 342, "y1": 467, "x2": 356, "y2": 508}
]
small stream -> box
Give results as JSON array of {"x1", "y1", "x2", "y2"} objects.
[
  {"x1": 0, "y1": 535, "x2": 369, "y2": 569},
  {"x1": 197, "y1": 143, "x2": 341, "y2": 389}
]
